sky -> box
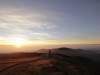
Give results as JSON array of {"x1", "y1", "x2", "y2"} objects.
[{"x1": 0, "y1": 0, "x2": 100, "y2": 46}]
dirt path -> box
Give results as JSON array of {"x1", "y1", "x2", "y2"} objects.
[{"x1": 0, "y1": 57, "x2": 43, "y2": 75}]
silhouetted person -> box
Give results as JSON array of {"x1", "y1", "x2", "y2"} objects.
[{"x1": 48, "y1": 49, "x2": 52, "y2": 57}]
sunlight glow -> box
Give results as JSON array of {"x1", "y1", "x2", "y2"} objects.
[{"x1": 12, "y1": 38, "x2": 24, "y2": 47}]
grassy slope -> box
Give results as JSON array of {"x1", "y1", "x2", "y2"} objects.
[
  {"x1": 4, "y1": 53, "x2": 100, "y2": 75},
  {"x1": 0, "y1": 53, "x2": 44, "y2": 71}
]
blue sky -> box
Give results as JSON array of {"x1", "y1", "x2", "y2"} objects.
[{"x1": 0, "y1": 0, "x2": 100, "y2": 45}]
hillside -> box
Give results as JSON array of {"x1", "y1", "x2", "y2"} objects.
[
  {"x1": 0, "y1": 52, "x2": 44, "y2": 59},
  {"x1": 0, "y1": 52, "x2": 100, "y2": 75}
]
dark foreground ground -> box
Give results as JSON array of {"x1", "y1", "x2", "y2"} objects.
[{"x1": 0, "y1": 53, "x2": 100, "y2": 75}]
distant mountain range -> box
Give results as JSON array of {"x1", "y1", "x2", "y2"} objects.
[{"x1": 36, "y1": 47, "x2": 100, "y2": 61}]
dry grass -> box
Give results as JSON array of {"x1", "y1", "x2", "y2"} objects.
[
  {"x1": 1, "y1": 54, "x2": 100, "y2": 75},
  {"x1": 6, "y1": 55, "x2": 100, "y2": 75},
  {"x1": 0, "y1": 56, "x2": 39, "y2": 71},
  {"x1": 6, "y1": 58, "x2": 81, "y2": 75},
  {"x1": 0, "y1": 53, "x2": 44, "y2": 71}
]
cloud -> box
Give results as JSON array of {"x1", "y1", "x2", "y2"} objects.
[
  {"x1": 0, "y1": 5, "x2": 72, "y2": 30},
  {"x1": 32, "y1": 32, "x2": 50, "y2": 36},
  {"x1": 0, "y1": 7, "x2": 58, "y2": 30},
  {"x1": 0, "y1": 6, "x2": 74, "y2": 45},
  {"x1": 0, "y1": 14, "x2": 57, "y2": 29}
]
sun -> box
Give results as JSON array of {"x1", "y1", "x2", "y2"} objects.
[{"x1": 12, "y1": 39, "x2": 24, "y2": 47}]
